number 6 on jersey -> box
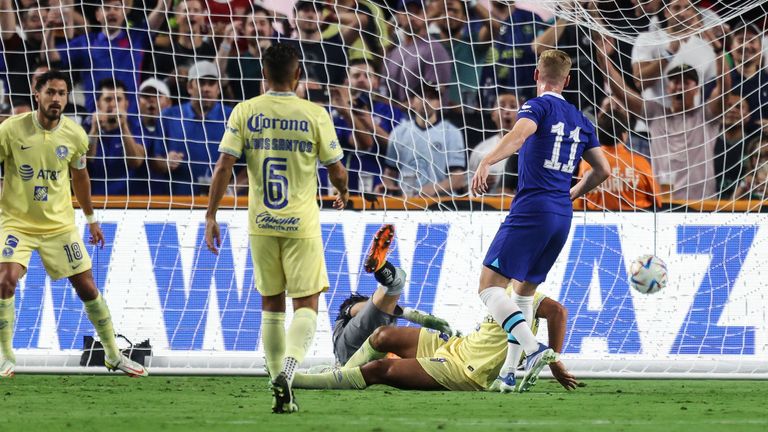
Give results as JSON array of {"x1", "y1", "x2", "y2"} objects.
[{"x1": 263, "y1": 157, "x2": 288, "y2": 210}]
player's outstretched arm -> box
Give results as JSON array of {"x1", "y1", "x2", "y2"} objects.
[
  {"x1": 205, "y1": 153, "x2": 237, "y2": 255},
  {"x1": 401, "y1": 308, "x2": 454, "y2": 336},
  {"x1": 536, "y1": 297, "x2": 579, "y2": 390},
  {"x1": 71, "y1": 167, "x2": 104, "y2": 248},
  {"x1": 327, "y1": 160, "x2": 349, "y2": 209},
  {"x1": 471, "y1": 118, "x2": 537, "y2": 196},
  {"x1": 570, "y1": 146, "x2": 610, "y2": 201}
]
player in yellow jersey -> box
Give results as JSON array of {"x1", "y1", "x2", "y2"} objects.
[
  {"x1": 292, "y1": 289, "x2": 579, "y2": 392},
  {"x1": 204, "y1": 43, "x2": 348, "y2": 414},
  {"x1": 0, "y1": 70, "x2": 147, "y2": 378}
]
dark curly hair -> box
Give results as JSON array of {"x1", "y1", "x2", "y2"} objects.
[
  {"x1": 34, "y1": 69, "x2": 72, "y2": 93},
  {"x1": 336, "y1": 293, "x2": 370, "y2": 323},
  {"x1": 263, "y1": 43, "x2": 300, "y2": 86}
]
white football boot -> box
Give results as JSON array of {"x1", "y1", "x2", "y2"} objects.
[
  {"x1": 518, "y1": 343, "x2": 558, "y2": 393},
  {"x1": 0, "y1": 358, "x2": 15, "y2": 378},
  {"x1": 105, "y1": 354, "x2": 149, "y2": 377}
]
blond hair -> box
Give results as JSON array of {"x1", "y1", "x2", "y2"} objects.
[{"x1": 537, "y1": 49, "x2": 572, "y2": 83}]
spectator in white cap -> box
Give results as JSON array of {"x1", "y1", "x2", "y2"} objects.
[
  {"x1": 151, "y1": 60, "x2": 233, "y2": 195},
  {"x1": 138, "y1": 78, "x2": 172, "y2": 136},
  {"x1": 138, "y1": 78, "x2": 174, "y2": 195}
]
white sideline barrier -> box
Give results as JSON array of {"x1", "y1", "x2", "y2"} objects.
[{"x1": 8, "y1": 210, "x2": 768, "y2": 377}]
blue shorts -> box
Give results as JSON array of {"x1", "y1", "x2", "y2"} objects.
[{"x1": 482, "y1": 213, "x2": 572, "y2": 284}]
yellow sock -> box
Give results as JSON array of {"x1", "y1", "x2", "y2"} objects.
[
  {"x1": 0, "y1": 297, "x2": 15, "y2": 362},
  {"x1": 284, "y1": 308, "x2": 317, "y2": 363},
  {"x1": 293, "y1": 367, "x2": 367, "y2": 390},
  {"x1": 282, "y1": 308, "x2": 317, "y2": 383},
  {"x1": 261, "y1": 311, "x2": 285, "y2": 379},
  {"x1": 83, "y1": 294, "x2": 120, "y2": 361},
  {"x1": 344, "y1": 338, "x2": 385, "y2": 368}
]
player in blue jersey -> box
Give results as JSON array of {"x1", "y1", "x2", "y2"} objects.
[{"x1": 471, "y1": 49, "x2": 610, "y2": 392}]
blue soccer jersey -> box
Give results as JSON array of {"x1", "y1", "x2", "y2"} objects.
[{"x1": 511, "y1": 92, "x2": 600, "y2": 216}]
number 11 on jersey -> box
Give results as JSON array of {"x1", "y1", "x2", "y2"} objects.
[{"x1": 543, "y1": 122, "x2": 581, "y2": 174}]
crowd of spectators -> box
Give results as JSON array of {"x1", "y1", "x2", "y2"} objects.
[{"x1": 0, "y1": 0, "x2": 765, "y2": 207}]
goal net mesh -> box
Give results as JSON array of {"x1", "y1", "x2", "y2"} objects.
[{"x1": 1, "y1": 0, "x2": 766, "y2": 376}]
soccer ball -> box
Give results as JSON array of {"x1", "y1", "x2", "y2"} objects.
[{"x1": 629, "y1": 255, "x2": 667, "y2": 294}]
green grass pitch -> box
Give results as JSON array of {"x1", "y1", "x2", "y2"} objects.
[{"x1": 1, "y1": 376, "x2": 766, "y2": 432}]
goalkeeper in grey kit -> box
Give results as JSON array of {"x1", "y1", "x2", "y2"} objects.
[{"x1": 332, "y1": 225, "x2": 453, "y2": 365}]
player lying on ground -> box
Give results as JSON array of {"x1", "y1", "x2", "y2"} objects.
[
  {"x1": 330, "y1": 224, "x2": 453, "y2": 367},
  {"x1": 292, "y1": 287, "x2": 578, "y2": 392},
  {"x1": 0, "y1": 70, "x2": 147, "y2": 378},
  {"x1": 293, "y1": 224, "x2": 578, "y2": 392}
]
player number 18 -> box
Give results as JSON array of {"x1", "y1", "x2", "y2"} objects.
[
  {"x1": 63, "y1": 243, "x2": 83, "y2": 263},
  {"x1": 543, "y1": 122, "x2": 580, "y2": 174}
]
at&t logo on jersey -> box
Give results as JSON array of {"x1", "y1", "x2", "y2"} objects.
[
  {"x1": 18, "y1": 165, "x2": 61, "y2": 182},
  {"x1": 37, "y1": 169, "x2": 61, "y2": 181},
  {"x1": 19, "y1": 164, "x2": 34, "y2": 181}
]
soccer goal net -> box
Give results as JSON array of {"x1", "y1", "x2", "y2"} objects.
[{"x1": 2, "y1": 0, "x2": 766, "y2": 378}]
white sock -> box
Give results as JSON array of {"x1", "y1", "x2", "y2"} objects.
[
  {"x1": 514, "y1": 292, "x2": 534, "y2": 332},
  {"x1": 499, "y1": 292, "x2": 535, "y2": 374},
  {"x1": 500, "y1": 340, "x2": 522, "y2": 376},
  {"x1": 479, "y1": 287, "x2": 540, "y2": 355}
]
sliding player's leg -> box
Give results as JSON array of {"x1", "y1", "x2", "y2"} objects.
[
  {"x1": 343, "y1": 325, "x2": 422, "y2": 368},
  {"x1": 362, "y1": 223, "x2": 453, "y2": 330},
  {"x1": 293, "y1": 357, "x2": 445, "y2": 391},
  {"x1": 0, "y1": 262, "x2": 24, "y2": 378},
  {"x1": 336, "y1": 276, "x2": 407, "y2": 363},
  {"x1": 336, "y1": 278, "x2": 405, "y2": 365},
  {"x1": 334, "y1": 224, "x2": 403, "y2": 366},
  {"x1": 369, "y1": 326, "x2": 423, "y2": 359},
  {"x1": 362, "y1": 358, "x2": 446, "y2": 390},
  {"x1": 294, "y1": 326, "x2": 453, "y2": 390}
]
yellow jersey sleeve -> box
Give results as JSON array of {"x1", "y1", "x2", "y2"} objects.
[
  {"x1": 69, "y1": 125, "x2": 89, "y2": 170},
  {"x1": 219, "y1": 103, "x2": 245, "y2": 158},
  {"x1": 315, "y1": 108, "x2": 343, "y2": 166}
]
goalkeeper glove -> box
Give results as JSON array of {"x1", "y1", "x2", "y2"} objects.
[{"x1": 402, "y1": 307, "x2": 454, "y2": 336}]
